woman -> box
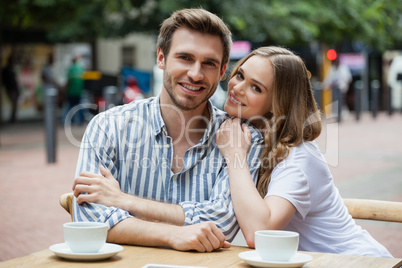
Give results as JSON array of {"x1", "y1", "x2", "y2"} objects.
[{"x1": 216, "y1": 46, "x2": 392, "y2": 257}]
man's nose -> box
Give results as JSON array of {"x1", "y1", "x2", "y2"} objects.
[{"x1": 187, "y1": 62, "x2": 204, "y2": 81}]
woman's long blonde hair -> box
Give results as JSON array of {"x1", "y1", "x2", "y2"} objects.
[{"x1": 230, "y1": 46, "x2": 322, "y2": 197}]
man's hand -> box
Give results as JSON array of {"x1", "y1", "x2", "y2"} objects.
[
  {"x1": 166, "y1": 222, "x2": 231, "y2": 252},
  {"x1": 107, "y1": 218, "x2": 230, "y2": 253},
  {"x1": 73, "y1": 166, "x2": 124, "y2": 207}
]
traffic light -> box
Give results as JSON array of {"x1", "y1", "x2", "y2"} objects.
[{"x1": 326, "y1": 49, "x2": 337, "y2": 61}]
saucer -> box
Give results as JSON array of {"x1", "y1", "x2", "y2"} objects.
[
  {"x1": 49, "y1": 243, "x2": 123, "y2": 261},
  {"x1": 238, "y1": 250, "x2": 313, "y2": 268}
]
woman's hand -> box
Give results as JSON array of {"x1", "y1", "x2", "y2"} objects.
[{"x1": 216, "y1": 118, "x2": 252, "y2": 161}]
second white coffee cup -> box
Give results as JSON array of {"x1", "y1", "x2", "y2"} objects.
[
  {"x1": 255, "y1": 230, "x2": 299, "y2": 262},
  {"x1": 63, "y1": 222, "x2": 109, "y2": 253}
]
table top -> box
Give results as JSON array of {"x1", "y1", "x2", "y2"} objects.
[{"x1": 1, "y1": 245, "x2": 401, "y2": 268}]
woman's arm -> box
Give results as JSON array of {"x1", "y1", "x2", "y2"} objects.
[{"x1": 216, "y1": 118, "x2": 296, "y2": 248}]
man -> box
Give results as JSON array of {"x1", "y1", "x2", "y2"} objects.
[
  {"x1": 64, "y1": 54, "x2": 85, "y2": 125},
  {"x1": 72, "y1": 8, "x2": 263, "y2": 252},
  {"x1": 41, "y1": 53, "x2": 60, "y2": 92},
  {"x1": 1, "y1": 54, "x2": 20, "y2": 123}
]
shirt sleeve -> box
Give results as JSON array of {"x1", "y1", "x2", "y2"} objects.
[
  {"x1": 266, "y1": 160, "x2": 311, "y2": 219},
  {"x1": 72, "y1": 112, "x2": 133, "y2": 227},
  {"x1": 180, "y1": 129, "x2": 264, "y2": 241}
]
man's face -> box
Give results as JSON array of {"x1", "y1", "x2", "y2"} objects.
[{"x1": 157, "y1": 27, "x2": 227, "y2": 111}]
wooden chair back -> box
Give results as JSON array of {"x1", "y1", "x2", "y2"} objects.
[
  {"x1": 344, "y1": 198, "x2": 402, "y2": 223},
  {"x1": 59, "y1": 192, "x2": 74, "y2": 221},
  {"x1": 59, "y1": 194, "x2": 402, "y2": 225}
]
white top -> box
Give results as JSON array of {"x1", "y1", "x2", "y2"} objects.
[{"x1": 266, "y1": 141, "x2": 392, "y2": 257}]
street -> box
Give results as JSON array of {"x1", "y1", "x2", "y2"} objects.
[{"x1": 0, "y1": 111, "x2": 401, "y2": 261}]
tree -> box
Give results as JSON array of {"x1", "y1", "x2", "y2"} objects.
[
  {"x1": 2, "y1": 0, "x2": 401, "y2": 122},
  {"x1": 2, "y1": 0, "x2": 401, "y2": 51},
  {"x1": 223, "y1": 0, "x2": 402, "y2": 51}
]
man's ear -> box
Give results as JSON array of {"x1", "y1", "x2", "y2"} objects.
[
  {"x1": 219, "y1": 63, "x2": 227, "y2": 81},
  {"x1": 156, "y1": 47, "x2": 165, "y2": 70}
]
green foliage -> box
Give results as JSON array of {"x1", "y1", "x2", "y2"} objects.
[
  {"x1": 224, "y1": 0, "x2": 402, "y2": 50},
  {"x1": 1, "y1": 0, "x2": 402, "y2": 51}
]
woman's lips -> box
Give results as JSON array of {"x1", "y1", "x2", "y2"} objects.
[{"x1": 229, "y1": 93, "x2": 245, "y2": 106}]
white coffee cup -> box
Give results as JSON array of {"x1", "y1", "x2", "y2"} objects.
[
  {"x1": 255, "y1": 230, "x2": 299, "y2": 262},
  {"x1": 63, "y1": 222, "x2": 109, "y2": 253}
]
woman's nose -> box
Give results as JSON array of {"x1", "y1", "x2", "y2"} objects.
[{"x1": 232, "y1": 82, "x2": 245, "y2": 95}]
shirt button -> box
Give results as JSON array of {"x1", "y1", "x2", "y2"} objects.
[
  {"x1": 165, "y1": 144, "x2": 170, "y2": 149},
  {"x1": 172, "y1": 175, "x2": 177, "y2": 180}
]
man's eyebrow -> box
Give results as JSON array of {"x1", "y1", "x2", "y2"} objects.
[
  {"x1": 204, "y1": 57, "x2": 221, "y2": 65},
  {"x1": 174, "y1": 52, "x2": 192, "y2": 57},
  {"x1": 239, "y1": 66, "x2": 269, "y2": 92},
  {"x1": 175, "y1": 52, "x2": 221, "y2": 65}
]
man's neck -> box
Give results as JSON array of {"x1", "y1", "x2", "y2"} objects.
[{"x1": 159, "y1": 99, "x2": 210, "y2": 145}]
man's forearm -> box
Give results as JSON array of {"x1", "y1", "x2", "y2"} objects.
[
  {"x1": 106, "y1": 217, "x2": 231, "y2": 252},
  {"x1": 119, "y1": 193, "x2": 186, "y2": 225},
  {"x1": 107, "y1": 217, "x2": 174, "y2": 247}
]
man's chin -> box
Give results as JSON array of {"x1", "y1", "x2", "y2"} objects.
[{"x1": 177, "y1": 101, "x2": 206, "y2": 111}]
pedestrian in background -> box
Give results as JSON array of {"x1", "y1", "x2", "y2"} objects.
[
  {"x1": 387, "y1": 55, "x2": 402, "y2": 111},
  {"x1": 41, "y1": 53, "x2": 60, "y2": 93},
  {"x1": 1, "y1": 54, "x2": 20, "y2": 123},
  {"x1": 323, "y1": 57, "x2": 352, "y2": 118},
  {"x1": 63, "y1": 54, "x2": 85, "y2": 125},
  {"x1": 122, "y1": 75, "x2": 144, "y2": 104},
  {"x1": 40, "y1": 53, "x2": 62, "y2": 113}
]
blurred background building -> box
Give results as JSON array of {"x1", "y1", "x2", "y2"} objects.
[
  {"x1": 1, "y1": 0, "x2": 402, "y2": 123},
  {"x1": 1, "y1": 0, "x2": 402, "y2": 261}
]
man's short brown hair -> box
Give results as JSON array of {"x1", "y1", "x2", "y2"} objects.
[{"x1": 157, "y1": 8, "x2": 232, "y2": 69}]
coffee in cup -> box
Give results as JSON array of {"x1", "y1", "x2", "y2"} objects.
[
  {"x1": 255, "y1": 230, "x2": 299, "y2": 262},
  {"x1": 63, "y1": 222, "x2": 109, "y2": 253}
]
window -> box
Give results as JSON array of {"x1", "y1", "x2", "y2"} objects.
[{"x1": 122, "y1": 46, "x2": 136, "y2": 68}]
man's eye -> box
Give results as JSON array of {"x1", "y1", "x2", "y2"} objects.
[
  {"x1": 179, "y1": 56, "x2": 190, "y2": 60},
  {"x1": 205, "y1": 62, "x2": 216, "y2": 67}
]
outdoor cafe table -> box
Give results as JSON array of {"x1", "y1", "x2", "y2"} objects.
[{"x1": 0, "y1": 245, "x2": 401, "y2": 268}]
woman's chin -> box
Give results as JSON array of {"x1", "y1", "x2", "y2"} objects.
[
  {"x1": 227, "y1": 112, "x2": 244, "y2": 119},
  {"x1": 224, "y1": 110, "x2": 238, "y2": 117},
  {"x1": 223, "y1": 104, "x2": 240, "y2": 118}
]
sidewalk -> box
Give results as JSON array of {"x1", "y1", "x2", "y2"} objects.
[
  {"x1": 0, "y1": 120, "x2": 85, "y2": 262},
  {"x1": 0, "y1": 112, "x2": 401, "y2": 261}
]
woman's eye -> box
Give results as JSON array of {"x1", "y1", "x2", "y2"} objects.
[
  {"x1": 253, "y1": 85, "x2": 262, "y2": 93},
  {"x1": 236, "y1": 72, "x2": 244, "y2": 80}
]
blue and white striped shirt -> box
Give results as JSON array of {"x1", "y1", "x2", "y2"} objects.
[{"x1": 73, "y1": 96, "x2": 263, "y2": 241}]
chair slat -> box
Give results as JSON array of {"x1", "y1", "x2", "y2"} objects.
[
  {"x1": 59, "y1": 193, "x2": 73, "y2": 221},
  {"x1": 344, "y1": 198, "x2": 402, "y2": 223}
]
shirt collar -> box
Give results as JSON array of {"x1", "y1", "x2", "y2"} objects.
[
  {"x1": 151, "y1": 95, "x2": 166, "y2": 136},
  {"x1": 199, "y1": 100, "x2": 227, "y2": 145},
  {"x1": 151, "y1": 96, "x2": 226, "y2": 145}
]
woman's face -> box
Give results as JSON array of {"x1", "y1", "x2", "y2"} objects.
[{"x1": 224, "y1": 55, "x2": 274, "y2": 120}]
